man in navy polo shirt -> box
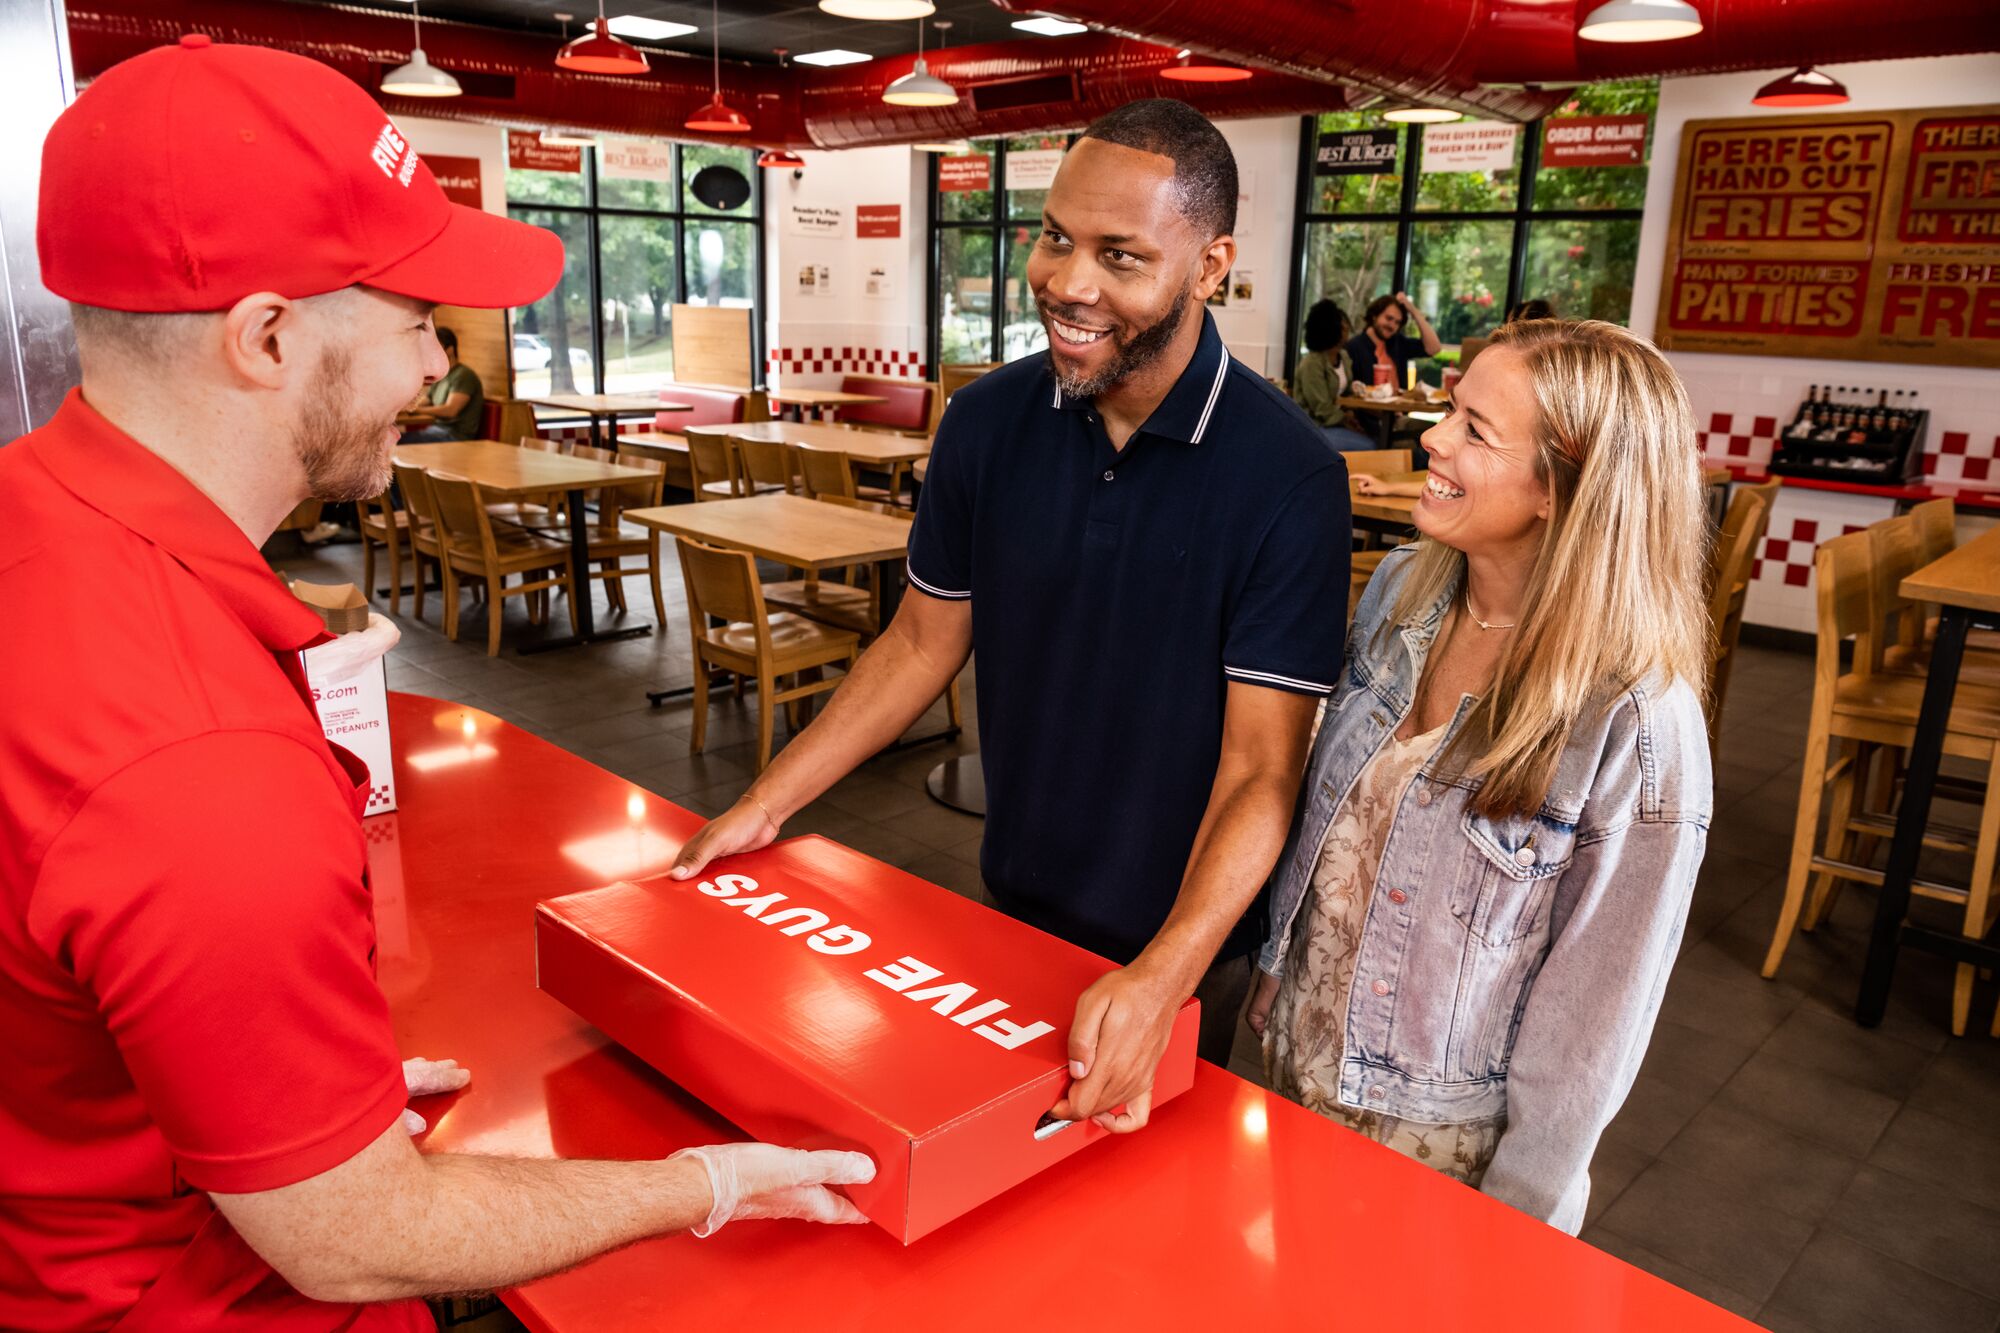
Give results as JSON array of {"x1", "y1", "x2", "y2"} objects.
[{"x1": 673, "y1": 100, "x2": 1349, "y2": 1132}]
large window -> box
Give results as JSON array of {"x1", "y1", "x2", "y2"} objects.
[
  {"x1": 1289, "y1": 79, "x2": 1655, "y2": 378},
  {"x1": 927, "y1": 134, "x2": 1074, "y2": 372},
  {"x1": 507, "y1": 141, "x2": 762, "y2": 397}
]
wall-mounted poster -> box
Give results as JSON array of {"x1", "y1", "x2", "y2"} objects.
[
  {"x1": 786, "y1": 203, "x2": 846, "y2": 236},
  {"x1": 1229, "y1": 270, "x2": 1257, "y2": 309},
  {"x1": 600, "y1": 137, "x2": 675, "y2": 182},
  {"x1": 796, "y1": 263, "x2": 834, "y2": 297},
  {"x1": 1422, "y1": 121, "x2": 1518, "y2": 175},
  {"x1": 857, "y1": 205, "x2": 902, "y2": 239},
  {"x1": 506, "y1": 130, "x2": 580, "y2": 174},
  {"x1": 1005, "y1": 149, "x2": 1064, "y2": 192},
  {"x1": 938, "y1": 155, "x2": 991, "y2": 192},
  {"x1": 1656, "y1": 104, "x2": 2000, "y2": 368},
  {"x1": 421, "y1": 155, "x2": 483, "y2": 209},
  {"x1": 1315, "y1": 128, "x2": 1399, "y2": 176},
  {"x1": 865, "y1": 264, "x2": 894, "y2": 299},
  {"x1": 1541, "y1": 115, "x2": 1649, "y2": 168}
]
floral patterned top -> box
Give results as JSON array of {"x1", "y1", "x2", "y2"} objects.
[{"x1": 1263, "y1": 721, "x2": 1505, "y2": 1187}]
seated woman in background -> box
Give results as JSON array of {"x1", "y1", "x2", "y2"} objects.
[
  {"x1": 1290, "y1": 300, "x2": 1376, "y2": 451},
  {"x1": 1506, "y1": 297, "x2": 1555, "y2": 323},
  {"x1": 1248, "y1": 319, "x2": 1712, "y2": 1235}
]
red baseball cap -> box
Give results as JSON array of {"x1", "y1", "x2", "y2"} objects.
[{"x1": 39, "y1": 34, "x2": 562, "y2": 312}]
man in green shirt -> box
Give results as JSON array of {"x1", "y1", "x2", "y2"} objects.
[{"x1": 399, "y1": 326, "x2": 483, "y2": 441}]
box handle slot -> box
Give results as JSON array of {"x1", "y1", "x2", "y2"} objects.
[{"x1": 1033, "y1": 1112, "x2": 1074, "y2": 1142}]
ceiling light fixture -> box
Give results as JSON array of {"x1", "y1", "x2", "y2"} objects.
[
  {"x1": 883, "y1": 17, "x2": 958, "y2": 107},
  {"x1": 1159, "y1": 48, "x2": 1251, "y2": 83},
  {"x1": 1577, "y1": 0, "x2": 1704, "y2": 43},
  {"x1": 757, "y1": 148, "x2": 806, "y2": 168},
  {"x1": 794, "y1": 48, "x2": 871, "y2": 66},
  {"x1": 1752, "y1": 65, "x2": 1850, "y2": 107},
  {"x1": 913, "y1": 139, "x2": 973, "y2": 152},
  {"x1": 1011, "y1": 16, "x2": 1089, "y2": 36},
  {"x1": 556, "y1": 0, "x2": 651, "y2": 73},
  {"x1": 605, "y1": 14, "x2": 698, "y2": 40},
  {"x1": 819, "y1": 0, "x2": 934, "y2": 19},
  {"x1": 1382, "y1": 105, "x2": 1461, "y2": 123},
  {"x1": 685, "y1": 0, "x2": 752, "y2": 132},
  {"x1": 382, "y1": 0, "x2": 463, "y2": 96}
]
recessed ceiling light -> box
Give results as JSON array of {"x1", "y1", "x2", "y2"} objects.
[
  {"x1": 605, "y1": 15, "x2": 698, "y2": 39},
  {"x1": 818, "y1": 0, "x2": 933, "y2": 16},
  {"x1": 793, "y1": 48, "x2": 871, "y2": 66},
  {"x1": 1011, "y1": 16, "x2": 1088, "y2": 36},
  {"x1": 1382, "y1": 105, "x2": 1460, "y2": 123}
]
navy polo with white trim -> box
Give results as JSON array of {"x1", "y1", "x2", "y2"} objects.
[{"x1": 908, "y1": 312, "x2": 1351, "y2": 964}]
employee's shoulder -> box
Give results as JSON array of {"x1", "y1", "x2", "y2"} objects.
[{"x1": 1217, "y1": 358, "x2": 1341, "y2": 476}]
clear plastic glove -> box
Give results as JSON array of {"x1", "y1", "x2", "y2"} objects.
[
  {"x1": 668, "y1": 1142, "x2": 876, "y2": 1237},
  {"x1": 402, "y1": 1056, "x2": 471, "y2": 1098},
  {"x1": 304, "y1": 611, "x2": 401, "y2": 682}
]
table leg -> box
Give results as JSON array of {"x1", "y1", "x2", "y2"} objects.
[
  {"x1": 1854, "y1": 605, "x2": 1969, "y2": 1025},
  {"x1": 926, "y1": 754, "x2": 986, "y2": 816},
  {"x1": 518, "y1": 486, "x2": 654, "y2": 654}
]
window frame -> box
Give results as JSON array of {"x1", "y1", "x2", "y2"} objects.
[
  {"x1": 505, "y1": 142, "x2": 765, "y2": 395},
  {"x1": 925, "y1": 134, "x2": 1077, "y2": 375}
]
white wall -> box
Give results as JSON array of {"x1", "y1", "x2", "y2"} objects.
[
  {"x1": 1632, "y1": 55, "x2": 2000, "y2": 485},
  {"x1": 1212, "y1": 117, "x2": 1304, "y2": 379}
]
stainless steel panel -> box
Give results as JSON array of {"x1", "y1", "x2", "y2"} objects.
[{"x1": 1, "y1": 0, "x2": 80, "y2": 445}]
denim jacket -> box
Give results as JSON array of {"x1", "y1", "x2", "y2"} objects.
[{"x1": 1259, "y1": 547, "x2": 1712, "y2": 1234}]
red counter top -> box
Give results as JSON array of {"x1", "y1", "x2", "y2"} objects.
[
  {"x1": 1716, "y1": 462, "x2": 2000, "y2": 512},
  {"x1": 375, "y1": 692, "x2": 1754, "y2": 1332}
]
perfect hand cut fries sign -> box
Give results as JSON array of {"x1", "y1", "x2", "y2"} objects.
[{"x1": 535, "y1": 836, "x2": 1200, "y2": 1243}]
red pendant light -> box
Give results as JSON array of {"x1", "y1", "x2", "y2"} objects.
[
  {"x1": 757, "y1": 149, "x2": 806, "y2": 169},
  {"x1": 556, "y1": 0, "x2": 649, "y2": 75},
  {"x1": 1159, "y1": 48, "x2": 1250, "y2": 83},
  {"x1": 1752, "y1": 66, "x2": 1850, "y2": 108},
  {"x1": 686, "y1": 0, "x2": 752, "y2": 133}
]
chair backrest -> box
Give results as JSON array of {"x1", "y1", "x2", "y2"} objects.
[
  {"x1": 796, "y1": 447, "x2": 856, "y2": 500},
  {"x1": 834, "y1": 376, "x2": 934, "y2": 432},
  {"x1": 940, "y1": 362, "x2": 1000, "y2": 407},
  {"x1": 817, "y1": 493, "x2": 914, "y2": 522},
  {"x1": 675, "y1": 536, "x2": 766, "y2": 636},
  {"x1": 571, "y1": 442, "x2": 618, "y2": 464},
  {"x1": 656, "y1": 384, "x2": 747, "y2": 432},
  {"x1": 1721, "y1": 477, "x2": 1781, "y2": 549},
  {"x1": 737, "y1": 438, "x2": 798, "y2": 493},
  {"x1": 685, "y1": 427, "x2": 740, "y2": 499},
  {"x1": 1706, "y1": 488, "x2": 1766, "y2": 652},
  {"x1": 357, "y1": 485, "x2": 395, "y2": 536},
  {"x1": 1909, "y1": 497, "x2": 1956, "y2": 564},
  {"x1": 493, "y1": 398, "x2": 539, "y2": 448},
  {"x1": 1868, "y1": 512, "x2": 1925, "y2": 652},
  {"x1": 519, "y1": 434, "x2": 571, "y2": 454},
  {"x1": 1344, "y1": 448, "x2": 1415, "y2": 478},
  {"x1": 612, "y1": 448, "x2": 668, "y2": 506},
  {"x1": 423, "y1": 470, "x2": 498, "y2": 560},
  {"x1": 391, "y1": 458, "x2": 439, "y2": 527}
]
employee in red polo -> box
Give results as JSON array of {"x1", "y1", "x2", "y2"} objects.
[{"x1": 0, "y1": 38, "x2": 871, "y2": 1332}]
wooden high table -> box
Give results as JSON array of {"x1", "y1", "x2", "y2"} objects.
[
  {"x1": 766, "y1": 386, "x2": 887, "y2": 422},
  {"x1": 1855, "y1": 523, "x2": 2000, "y2": 1029},
  {"x1": 1339, "y1": 389, "x2": 1446, "y2": 458},
  {"x1": 375, "y1": 692, "x2": 1753, "y2": 1332},
  {"x1": 397, "y1": 440, "x2": 660, "y2": 653},
  {"x1": 526, "y1": 393, "x2": 689, "y2": 450}
]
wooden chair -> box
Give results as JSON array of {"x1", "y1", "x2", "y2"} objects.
[
  {"x1": 1764, "y1": 523, "x2": 2000, "y2": 1034},
  {"x1": 1345, "y1": 449, "x2": 1417, "y2": 615},
  {"x1": 794, "y1": 446, "x2": 895, "y2": 505},
  {"x1": 532, "y1": 448, "x2": 672, "y2": 626},
  {"x1": 424, "y1": 470, "x2": 579, "y2": 657},
  {"x1": 357, "y1": 485, "x2": 417, "y2": 618},
  {"x1": 940, "y1": 362, "x2": 1000, "y2": 408},
  {"x1": 1343, "y1": 448, "x2": 1414, "y2": 478},
  {"x1": 389, "y1": 459, "x2": 445, "y2": 623},
  {"x1": 674, "y1": 536, "x2": 859, "y2": 770},
  {"x1": 1704, "y1": 485, "x2": 1772, "y2": 748},
  {"x1": 736, "y1": 438, "x2": 800, "y2": 495},
  {"x1": 685, "y1": 426, "x2": 744, "y2": 501}
]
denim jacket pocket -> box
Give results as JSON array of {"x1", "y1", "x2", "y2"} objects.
[{"x1": 1448, "y1": 807, "x2": 1577, "y2": 946}]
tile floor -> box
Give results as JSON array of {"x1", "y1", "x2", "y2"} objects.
[{"x1": 275, "y1": 528, "x2": 2000, "y2": 1333}]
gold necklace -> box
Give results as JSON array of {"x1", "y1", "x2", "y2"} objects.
[{"x1": 1465, "y1": 589, "x2": 1517, "y2": 631}]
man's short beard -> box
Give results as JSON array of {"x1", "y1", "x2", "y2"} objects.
[
  {"x1": 292, "y1": 342, "x2": 391, "y2": 503},
  {"x1": 1042, "y1": 281, "x2": 1193, "y2": 400}
]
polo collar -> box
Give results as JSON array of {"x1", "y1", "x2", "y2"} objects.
[
  {"x1": 1050, "y1": 309, "x2": 1231, "y2": 445},
  {"x1": 34, "y1": 389, "x2": 327, "y2": 656}
]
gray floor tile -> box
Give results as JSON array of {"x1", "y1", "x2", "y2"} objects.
[
  {"x1": 1905, "y1": 1043, "x2": 2000, "y2": 1134},
  {"x1": 1867, "y1": 1106, "x2": 2000, "y2": 1211},
  {"x1": 1716, "y1": 1049, "x2": 1901, "y2": 1158},
  {"x1": 1825, "y1": 1164, "x2": 2000, "y2": 1301},
  {"x1": 1658, "y1": 963, "x2": 1803, "y2": 1048},
  {"x1": 1760, "y1": 1231, "x2": 1999, "y2": 1333},
  {"x1": 1635, "y1": 1016, "x2": 1761, "y2": 1098},
  {"x1": 1658, "y1": 1101, "x2": 1860, "y2": 1224},
  {"x1": 833, "y1": 822, "x2": 935, "y2": 871},
  {"x1": 1584, "y1": 1137, "x2": 1653, "y2": 1230},
  {"x1": 1602, "y1": 1071, "x2": 1711, "y2": 1157},
  {"x1": 1581, "y1": 1226, "x2": 1764, "y2": 1321},
  {"x1": 1759, "y1": 1004, "x2": 1938, "y2": 1098},
  {"x1": 1596, "y1": 1159, "x2": 1815, "y2": 1302}
]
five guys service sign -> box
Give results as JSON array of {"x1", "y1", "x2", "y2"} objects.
[{"x1": 1657, "y1": 104, "x2": 2000, "y2": 368}]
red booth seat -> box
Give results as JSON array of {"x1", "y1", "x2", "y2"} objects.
[
  {"x1": 834, "y1": 376, "x2": 933, "y2": 433},
  {"x1": 653, "y1": 384, "x2": 748, "y2": 432}
]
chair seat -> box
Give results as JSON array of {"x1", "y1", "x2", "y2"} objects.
[
  {"x1": 441, "y1": 529, "x2": 571, "y2": 574},
  {"x1": 1883, "y1": 641, "x2": 2000, "y2": 689},
  {"x1": 761, "y1": 579, "x2": 876, "y2": 634},
  {"x1": 1831, "y1": 671, "x2": 2000, "y2": 740},
  {"x1": 699, "y1": 611, "x2": 859, "y2": 668}
]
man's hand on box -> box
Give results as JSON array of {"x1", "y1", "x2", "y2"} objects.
[
  {"x1": 668, "y1": 795, "x2": 782, "y2": 882},
  {"x1": 668, "y1": 1142, "x2": 876, "y2": 1237},
  {"x1": 1048, "y1": 966, "x2": 1182, "y2": 1134}
]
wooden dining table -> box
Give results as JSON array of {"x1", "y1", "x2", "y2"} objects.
[
  {"x1": 765, "y1": 386, "x2": 887, "y2": 422},
  {"x1": 723, "y1": 420, "x2": 931, "y2": 498},
  {"x1": 397, "y1": 440, "x2": 661, "y2": 653},
  {"x1": 1855, "y1": 522, "x2": 2000, "y2": 1029},
  {"x1": 1339, "y1": 389, "x2": 1447, "y2": 457},
  {"x1": 526, "y1": 393, "x2": 690, "y2": 451}
]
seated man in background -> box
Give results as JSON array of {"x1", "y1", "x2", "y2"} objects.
[
  {"x1": 399, "y1": 325, "x2": 483, "y2": 441},
  {"x1": 1345, "y1": 291, "x2": 1441, "y2": 389}
]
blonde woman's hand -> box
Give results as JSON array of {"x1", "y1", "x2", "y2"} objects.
[
  {"x1": 1353, "y1": 475, "x2": 1384, "y2": 496},
  {"x1": 1245, "y1": 971, "x2": 1280, "y2": 1038}
]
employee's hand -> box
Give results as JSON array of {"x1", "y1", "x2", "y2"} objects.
[
  {"x1": 1048, "y1": 966, "x2": 1184, "y2": 1134},
  {"x1": 668, "y1": 1142, "x2": 876, "y2": 1237},
  {"x1": 1245, "y1": 971, "x2": 1280, "y2": 1038},
  {"x1": 668, "y1": 795, "x2": 782, "y2": 881},
  {"x1": 402, "y1": 1056, "x2": 471, "y2": 1098}
]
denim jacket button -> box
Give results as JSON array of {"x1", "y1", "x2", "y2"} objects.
[
  {"x1": 1366, "y1": 1086, "x2": 1385, "y2": 1101},
  {"x1": 1370, "y1": 979, "x2": 1390, "y2": 996},
  {"x1": 1416, "y1": 786, "x2": 1434, "y2": 807},
  {"x1": 1387, "y1": 888, "x2": 1408, "y2": 905},
  {"x1": 1514, "y1": 846, "x2": 1537, "y2": 867}
]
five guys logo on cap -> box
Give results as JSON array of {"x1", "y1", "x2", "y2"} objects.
[{"x1": 370, "y1": 122, "x2": 419, "y2": 188}]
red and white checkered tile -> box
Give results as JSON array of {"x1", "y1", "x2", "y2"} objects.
[
  {"x1": 765, "y1": 346, "x2": 928, "y2": 381},
  {"x1": 1699, "y1": 411, "x2": 1781, "y2": 469},
  {"x1": 1742, "y1": 488, "x2": 1899, "y2": 635},
  {"x1": 1926, "y1": 429, "x2": 1998, "y2": 485},
  {"x1": 1751, "y1": 516, "x2": 1869, "y2": 589}
]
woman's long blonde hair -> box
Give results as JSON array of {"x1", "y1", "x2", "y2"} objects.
[{"x1": 1386, "y1": 319, "x2": 1711, "y2": 818}]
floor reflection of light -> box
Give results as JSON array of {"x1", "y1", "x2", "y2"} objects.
[
  {"x1": 560, "y1": 825, "x2": 682, "y2": 881},
  {"x1": 461, "y1": 715, "x2": 478, "y2": 741},
  {"x1": 405, "y1": 741, "x2": 498, "y2": 772},
  {"x1": 627, "y1": 791, "x2": 647, "y2": 822},
  {"x1": 1241, "y1": 1102, "x2": 1268, "y2": 1143}
]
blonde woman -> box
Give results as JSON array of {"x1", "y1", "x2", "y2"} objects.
[{"x1": 1248, "y1": 319, "x2": 1713, "y2": 1234}]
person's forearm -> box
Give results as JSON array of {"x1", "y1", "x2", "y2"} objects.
[
  {"x1": 747, "y1": 619, "x2": 964, "y2": 821},
  {"x1": 1130, "y1": 768, "x2": 1301, "y2": 994},
  {"x1": 1414, "y1": 311, "x2": 1442, "y2": 355},
  {"x1": 318, "y1": 1154, "x2": 711, "y2": 1302}
]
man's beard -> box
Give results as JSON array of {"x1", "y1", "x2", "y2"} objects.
[
  {"x1": 293, "y1": 343, "x2": 393, "y2": 503},
  {"x1": 1041, "y1": 281, "x2": 1193, "y2": 400}
]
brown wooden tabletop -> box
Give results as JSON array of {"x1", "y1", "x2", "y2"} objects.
[
  {"x1": 397, "y1": 440, "x2": 657, "y2": 497},
  {"x1": 625, "y1": 493, "x2": 912, "y2": 569},
  {"x1": 715, "y1": 420, "x2": 931, "y2": 466},
  {"x1": 1339, "y1": 391, "x2": 1448, "y2": 415},
  {"x1": 1902, "y1": 522, "x2": 2000, "y2": 615},
  {"x1": 764, "y1": 387, "x2": 888, "y2": 408},
  {"x1": 525, "y1": 393, "x2": 690, "y2": 415}
]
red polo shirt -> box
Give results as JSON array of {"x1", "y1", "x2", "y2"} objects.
[{"x1": 0, "y1": 391, "x2": 427, "y2": 1331}]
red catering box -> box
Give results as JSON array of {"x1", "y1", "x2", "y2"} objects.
[{"x1": 534, "y1": 835, "x2": 1200, "y2": 1244}]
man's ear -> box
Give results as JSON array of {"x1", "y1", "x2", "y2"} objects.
[
  {"x1": 1193, "y1": 234, "x2": 1237, "y2": 303},
  {"x1": 220, "y1": 291, "x2": 304, "y2": 391}
]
